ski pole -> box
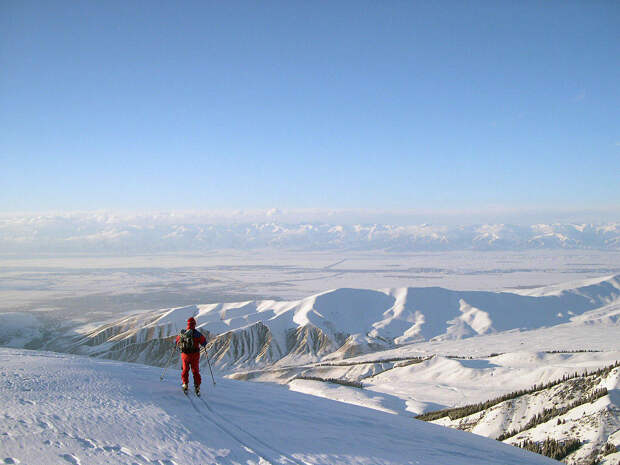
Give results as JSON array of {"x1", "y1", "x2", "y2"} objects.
[
  {"x1": 202, "y1": 346, "x2": 216, "y2": 386},
  {"x1": 160, "y1": 342, "x2": 177, "y2": 381}
]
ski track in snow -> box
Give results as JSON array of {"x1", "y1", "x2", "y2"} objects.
[
  {"x1": 195, "y1": 395, "x2": 308, "y2": 465},
  {"x1": 187, "y1": 393, "x2": 273, "y2": 464},
  {"x1": 187, "y1": 394, "x2": 276, "y2": 465}
]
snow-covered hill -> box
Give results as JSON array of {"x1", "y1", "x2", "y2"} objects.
[
  {"x1": 2, "y1": 275, "x2": 619, "y2": 464},
  {"x1": 39, "y1": 274, "x2": 620, "y2": 373},
  {"x1": 425, "y1": 362, "x2": 620, "y2": 465},
  {"x1": 0, "y1": 348, "x2": 558, "y2": 465}
]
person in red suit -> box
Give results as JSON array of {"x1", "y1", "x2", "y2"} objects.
[{"x1": 175, "y1": 317, "x2": 208, "y2": 395}]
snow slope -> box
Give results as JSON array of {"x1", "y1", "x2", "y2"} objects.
[
  {"x1": 283, "y1": 351, "x2": 620, "y2": 415},
  {"x1": 427, "y1": 363, "x2": 620, "y2": 465},
  {"x1": 0, "y1": 348, "x2": 558, "y2": 465}
]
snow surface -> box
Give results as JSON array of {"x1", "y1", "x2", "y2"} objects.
[
  {"x1": 3, "y1": 249, "x2": 619, "y2": 317},
  {"x1": 0, "y1": 348, "x2": 558, "y2": 465},
  {"x1": 285, "y1": 351, "x2": 620, "y2": 417}
]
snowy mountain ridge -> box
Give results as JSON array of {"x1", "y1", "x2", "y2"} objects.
[
  {"x1": 43, "y1": 274, "x2": 620, "y2": 372},
  {"x1": 2, "y1": 215, "x2": 620, "y2": 253}
]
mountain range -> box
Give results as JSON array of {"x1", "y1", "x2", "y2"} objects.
[
  {"x1": 3, "y1": 274, "x2": 619, "y2": 464},
  {"x1": 42, "y1": 274, "x2": 620, "y2": 373},
  {"x1": 1, "y1": 214, "x2": 619, "y2": 253}
]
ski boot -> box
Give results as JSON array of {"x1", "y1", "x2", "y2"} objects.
[
  {"x1": 195, "y1": 385, "x2": 201, "y2": 397},
  {"x1": 182, "y1": 383, "x2": 188, "y2": 394}
]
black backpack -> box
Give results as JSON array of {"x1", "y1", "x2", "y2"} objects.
[{"x1": 178, "y1": 329, "x2": 197, "y2": 353}]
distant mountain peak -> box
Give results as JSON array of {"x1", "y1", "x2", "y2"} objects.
[{"x1": 1, "y1": 216, "x2": 619, "y2": 253}]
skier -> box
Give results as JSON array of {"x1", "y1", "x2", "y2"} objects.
[{"x1": 176, "y1": 317, "x2": 208, "y2": 395}]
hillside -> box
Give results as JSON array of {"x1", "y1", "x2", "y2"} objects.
[
  {"x1": 2, "y1": 275, "x2": 619, "y2": 464},
  {"x1": 34, "y1": 274, "x2": 620, "y2": 373},
  {"x1": 0, "y1": 348, "x2": 559, "y2": 465},
  {"x1": 419, "y1": 362, "x2": 620, "y2": 465}
]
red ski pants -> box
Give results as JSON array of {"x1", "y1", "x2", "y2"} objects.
[{"x1": 181, "y1": 352, "x2": 201, "y2": 387}]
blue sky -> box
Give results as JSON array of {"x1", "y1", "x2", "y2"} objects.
[{"x1": 1, "y1": 1, "x2": 618, "y2": 217}]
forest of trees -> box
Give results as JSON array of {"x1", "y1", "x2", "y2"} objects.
[
  {"x1": 416, "y1": 361, "x2": 619, "y2": 422},
  {"x1": 516, "y1": 438, "x2": 581, "y2": 461},
  {"x1": 497, "y1": 387, "x2": 608, "y2": 440}
]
